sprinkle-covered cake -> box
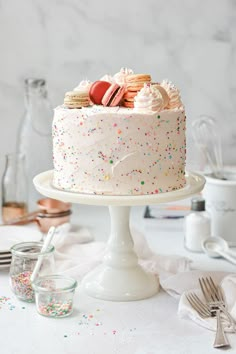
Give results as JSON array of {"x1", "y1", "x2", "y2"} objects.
[{"x1": 52, "y1": 68, "x2": 186, "y2": 195}]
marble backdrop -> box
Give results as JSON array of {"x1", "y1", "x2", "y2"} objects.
[{"x1": 0, "y1": 0, "x2": 236, "y2": 179}]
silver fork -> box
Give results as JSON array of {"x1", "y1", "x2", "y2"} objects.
[
  {"x1": 199, "y1": 276, "x2": 236, "y2": 330},
  {"x1": 186, "y1": 292, "x2": 230, "y2": 348},
  {"x1": 217, "y1": 283, "x2": 236, "y2": 328}
]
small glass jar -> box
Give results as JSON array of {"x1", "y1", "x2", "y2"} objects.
[
  {"x1": 32, "y1": 275, "x2": 77, "y2": 318},
  {"x1": 10, "y1": 242, "x2": 55, "y2": 302}
]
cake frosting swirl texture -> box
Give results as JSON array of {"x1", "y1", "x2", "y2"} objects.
[
  {"x1": 134, "y1": 84, "x2": 164, "y2": 112},
  {"x1": 53, "y1": 106, "x2": 186, "y2": 195},
  {"x1": 53, "y1": 69, "x2": 186, "y2": 195}
]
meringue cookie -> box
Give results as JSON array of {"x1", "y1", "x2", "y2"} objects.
[
  {"x1": 113, "y1": 67, "x2": 134, "y2": 86},
  {"x1": 160, "y1": 79, "x2": 183, "y2": 109},
  {"x1": 100, "y1": 74, "x2": 114, "y2": 84},
  {"x1": 151, "y1": 83, "x2": 169, "y2": 108},
  {"x1": 74, "y1": 80, "x2": 92, "y2": 93},
  {"x1": 134, "y1": 83, "x2": 164, "y2": 112}
]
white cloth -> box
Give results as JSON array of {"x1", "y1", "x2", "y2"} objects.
[
  {"x1": 51, "y1": 224, "x2": 236, "y2": 332},
  {"x1": 177, "y1": 273, "x2": 236, "y2": 332},
  {"x1": 51, "y1": 223, "x2": 191, "y2": 281}
]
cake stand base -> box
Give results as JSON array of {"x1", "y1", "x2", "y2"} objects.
[
  {"x1": 81, "y1": 206, "x2": 159, "y2": 301},
  {"x1": 33, "y1": 170, "x2": 205, "y2": 301},
  {"x1": 82, "y1": 264, "x2": 158, "y2": 301}
]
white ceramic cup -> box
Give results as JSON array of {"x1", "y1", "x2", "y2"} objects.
[{"x1": 202, "y1": 169, "x2": 236, "y2": 244}]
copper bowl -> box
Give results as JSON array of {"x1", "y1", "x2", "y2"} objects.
[
  {"x1": 1, "y1": 198, "x2": 72, "y2": 232},
  {"x1": 37, "y1": 198, "x2": 71, "y2": 214},
  {"x1": 36, "y1": 198, "x2": 72, "y2": 233}
]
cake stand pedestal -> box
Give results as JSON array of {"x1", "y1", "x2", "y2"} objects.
[{"x1": 34, "y1": 171, "x2": 205, "y2": 301}]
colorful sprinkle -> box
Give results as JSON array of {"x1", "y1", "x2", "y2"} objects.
[
  {"x1": 53, "y1": 106, "x2": 186, "y2": 196},
  {"x1": 0, "y1": 296, "x2": 10, "y2": 305},
  {"x1": 10, "y1": 271, "x2": 34, "y2": 302},
  {"x1": 38, "y1": 299, "x2": 73, "y2": 317}
]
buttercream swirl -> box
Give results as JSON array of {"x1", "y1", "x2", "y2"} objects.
[
  {"x1": 100, "y1": 74, "x2": 114, "y2": 83},
  {"x1": 74, "y1": 80, "x2": 92, "y2": 93},
  {"x1": 134, "y1": 84, "x2": 164, "y2": 112},
  {"x1": 113, "y1": 67, "x2": 134, "y2": 86},
  {"x1": 160, "y1": 79, "x2": 183, "y2": 109}
]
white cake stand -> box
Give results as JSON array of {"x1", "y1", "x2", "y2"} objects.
[{"x1": 33, "y1": 171, "x2": 205, "y2": 301}]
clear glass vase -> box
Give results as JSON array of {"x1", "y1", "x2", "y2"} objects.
[
  {"x1": 16, "y1": 79, "x2": 53, "y2": 211},
  {"x1": 1, "y1": 153, "x2": 28, "y2": 223}
]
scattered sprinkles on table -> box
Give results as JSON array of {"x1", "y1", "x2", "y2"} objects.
[
  {"x1": 61, "y1": 307, "x2": 139, "y2": 339},
  {"x1": 0, "y1": 296, "x2": 16, "y2": 311},
  {"x1": 0, "y1": 295, "x2": 28, "y2": 311}
]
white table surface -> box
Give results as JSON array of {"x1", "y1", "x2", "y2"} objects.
[{"x1": 1, "y1": 205, "x2": 236, "y2": 354}]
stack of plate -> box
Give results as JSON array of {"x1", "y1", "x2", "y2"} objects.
[
  {"x1": 0, "y1": 226, "x2": 42, "y2": 269},
  {"x1": 0, "y1": 250, "x2": 12, "y2": 269}
]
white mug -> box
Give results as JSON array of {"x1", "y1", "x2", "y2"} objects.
[{"x1": 203, "y1": 170, "x2": 236, "y2": 244}]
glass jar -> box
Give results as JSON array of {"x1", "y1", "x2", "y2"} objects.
[
  {"x1": 1, "y1": 153, "x2": 28, "y2": 223},
  {"x1": 33, "y1": 275, "x2": 77, "y2": 318},
  {"x1": 10, "y1": 242, "x2": 55, "y2": 302},
  {"x1": 16, "y1": 78, "x2": 53, "y2": 211}
]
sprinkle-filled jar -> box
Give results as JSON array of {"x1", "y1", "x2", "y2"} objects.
[
  {"x1": 10, "y1": 242, "x2": 55, "y2": 302},
  {"x1": 32, "y1": 275, "x2": 77, "y2": 318}
]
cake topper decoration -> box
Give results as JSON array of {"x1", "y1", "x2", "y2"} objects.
[
  {"x1": 74, "y1": 80, "x2": 92, "y2": 92},
  {"x1": 62, "y1": 68, "x2": 183, "y2": 111},
  {"x1": 113, "y1": 67, "x2": 134, "y2": 86},
  {"x1": 160, "y1": 79, "x2": 183, "y2": 109},
  {"x1": 134, "y1": 83, "x2": 164, "y2": 112},
  {"x1": 100, "y1": 74, "x2": 114, "y2": 84}
]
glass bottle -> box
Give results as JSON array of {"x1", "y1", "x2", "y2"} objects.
[
  {"x1": 10, "y1": 241, "x2": 55, "y2": 302},
  {"x1": 1, "y1": 153, "x2": 28, "y2": 223},
  {"x1": 16, "y1": 78, "x2": 53, "y2": 211},
  {"x1": 184, "y1": 197, "x2": 211, "y2": 252}
]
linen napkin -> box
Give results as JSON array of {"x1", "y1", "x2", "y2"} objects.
[
  {"x1": 51, "y1": 223, "x2": 236, "y2": 332},
  {"x1": 176, "y1": 272, "x2": 236, "y2": 332},
  {"x1": 158, "y1": 265, "x2": 236, "y2": 332},
  {"x1": 51, "y1": 223, "x2": 191, "y2": 281}
]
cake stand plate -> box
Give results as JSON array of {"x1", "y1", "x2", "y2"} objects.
[{"x1": 34, "y1": 171, "x2": 205, "y2": 301}]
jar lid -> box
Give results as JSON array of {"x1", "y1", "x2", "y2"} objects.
[{"x1": 191, "y1": 197, "x2": 206, "y2": 211}]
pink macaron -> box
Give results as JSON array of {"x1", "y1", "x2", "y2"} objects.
[{"x1": 101, "y1": 83, "x2": 126, "y2": 107}]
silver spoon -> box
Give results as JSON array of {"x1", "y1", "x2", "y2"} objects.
[{"x1": 202, "y1": 237, "x2": 236, "y2": 265}]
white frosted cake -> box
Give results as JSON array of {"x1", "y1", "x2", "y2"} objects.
[{"x1": 52, "y1": 69, "x2": 186, "y2": 195}]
